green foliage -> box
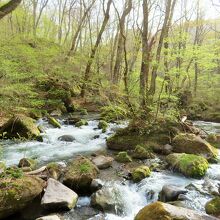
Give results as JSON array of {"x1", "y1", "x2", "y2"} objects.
[{"x1": 0, "y1": 167, "x2": 23, "y2": 179}]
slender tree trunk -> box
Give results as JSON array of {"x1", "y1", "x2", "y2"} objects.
[
  {"x1": 81, "y1": 0, "x2": 113, "y2": 98},
  {"x1": 112, "y1": 0, "x2": 132, "y2": 85},
  {"x1": 0, "y1": 0, "x2": 22, "y2": 20}
]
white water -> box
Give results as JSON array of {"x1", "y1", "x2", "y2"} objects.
[
  {"x1": 0, "y1": 120, "x2": 127, "y2": 166},
  {"x1": 0, "y1": 119, "x2": 220, "y2": 220}
]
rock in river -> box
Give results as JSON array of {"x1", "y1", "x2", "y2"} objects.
[
  {"x1": 166, "y1": 153, "x2": 209, "y2": 178},
  {"x1": 0, "y1": 175, "x2": 45, "y2": 219},
  {"x1": 159, "y1": 184, "x2": 188, "y2": 202},
  {"x1": 172, "y1": 133, "x2": 218, "y2": 160},
  {"x1": 63, "y1": 156, "x2": 99, "y2": 194},
  {"x1": 0, "y1": 115, "x2": 40, "y2": 140},
  {"x1": 58, "y1": 135, "x2": 75, "y2": 142},
  {"x1": 41, "y1": 178, "x2": 78, "y2": 211},
  {"x1": 92, "y1": 155, "x2": 114, "y2": 169},
  {"x1": 134, "y1": 201, "x2": 219, "y2": 220}
]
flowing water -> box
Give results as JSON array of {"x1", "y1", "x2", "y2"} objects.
[{"x1": 0, "y1": 117, "x2": 220, "y2": 220}]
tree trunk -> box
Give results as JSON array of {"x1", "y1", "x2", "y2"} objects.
[
  {"x1": 0, "y1": 0, "x2": 22, "y2": 20},
  {"x1": 80, "y1": 0, "x2": 113, "y2": 98}
]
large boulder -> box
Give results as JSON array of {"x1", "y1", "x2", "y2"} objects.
[
  {"x1": 159, "y1": 184, "x2": 187, "y2": 202},
  {"x1": 63, "y1": 156, "x2": 99, "y2": 194},
  {"x1": 205, "y1": 197, "x2": 220, "y2": 217},
  {"x1": 92, "y1": 155, "x2": 114, "y2": 169},
  {"x1": 132, "y1": 166, "x2": 151, "y2": 183},
  {"x1": 0, "y1": 115, "x2": 40, "y2": 140},
  {"x1": 91, "y1": 186, "x2": 124, "y2": 214},
  {"x1": 134, "y1": 201, "x2": 218, "y2": 220},
  {"x1": 0, "y1": 175, "x2": 45, "y2": 219},
  {"x1": 166, "y1": 153, "x2": 209, "y2": 178},
  {"x1": 172, "y1": 133, "x2": 217, "y2": 160},
  {"x1": 41, "y1": 178, "x2": 78, "y2": 210}
]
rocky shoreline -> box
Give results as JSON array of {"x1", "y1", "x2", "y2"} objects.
[{"x1": 0, "y1": 114, "x2": 220, "y2": 220}]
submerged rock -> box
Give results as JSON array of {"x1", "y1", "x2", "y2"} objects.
[
  {"x1": 131, "y1": 166, "x2": 151, "y2": 182},
  {"x1": 92, "y1": 155, "x2": 114, "y2": 169},
  {"x1": 159, "y1": 184, "x2": 187, "y2": 202},
  {"x1": 0, "y1": 175, "x2": 45, "y2": 219},
  {"x1": 41, "y1": 178, "x2": 78, "y2": 211},
  {"x1": 134, "y1": 201, "x2": 218, "y2": 220},
  {"x1": 63, "y1": 156, "x2": 99, "y2": 194},
  {"x1": 205, "y1": 196, "x2": 220, "y2": 217},
  {"x1": 0, "y1": 115, "x2": 40, "y2": 140},
  {"x1": 47, "y1": 116, "x2": 61, "y2": 128},
  {"x1": 115, "y1": 151, "x2": 132, "y2": 163},
  {"x1": 172, "y1": 133, "x2": 217, "y2": 160},
  {"x1": 58, "y1": 135, "x2": 75, "y2": 142},
  {"x1": 166, "y1": 153, "x2": 209, "y2": 178}
]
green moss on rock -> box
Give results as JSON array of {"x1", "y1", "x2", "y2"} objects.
[
  {"x1": 63, "y1": 156, "x2": 99, "y2": 194},
  {"x1": 205, "y1": 197, "x2": 220, "y2": 216},
  {"x1": 132, "y1": 166, "x2": 151, "y2": 182},
  {"x1": 47, "y1": 116, "x2": 61, "y2": 128},
  {"x1": 0, "y1": 175, "x2": 45, "y2": 219},
  {"x1": 18, "y1": 158, "x2": 38, "y2": 170},
  {"x1": 172, "y1": 133, "x2": 218, "y2": 160},
  {"x1": 75, "y1": 119, "x2": 88, "y2": 127},
  {"x1": 0, "y1": 115, "x2": 40, "y2": 140},
  {"x1": 98, "y1": 120, "x2": 108, "y2": 133},
  {"x1": 115, "y1": 151, "x2": 132, "y2": 163},
  {"x1": 166, "y1": 153, "x2": 209, "y2": 178},
  {"x1": 132, "y1": 145, "x2": 155, "y2": 159}
]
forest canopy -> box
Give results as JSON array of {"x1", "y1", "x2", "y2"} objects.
[{"x1": 0, "y1": 0, "x2": 219, "y2": 122}]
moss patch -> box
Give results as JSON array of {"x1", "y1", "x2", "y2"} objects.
[
  {"x1": 115, "y1": 152, "x2": 132, "y2": 163},
  {"x1": 47, "y1": 116, "x2": 61, "y2": 128},
  {"x1": 75, "y1": 119, "x2": 88, "y2": 127},
  {"x1": 166, "y1": 153, "x2": 209, "y2": 178},
  {"x1": 132, "y1": 166, "x2": 151, "y2": 182},
  {"x1": 205, "y1": 197, "x2": 220, "y2": 216}
]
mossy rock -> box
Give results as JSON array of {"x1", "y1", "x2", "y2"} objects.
[
  {"x1": 134, "y1": 201, "x2": 217, "y2": 220},
  {"x1": 132, "y1": 166, "x2": 151, "y2": 182},
  {"x1": 172, "y1": 133, "x2": 218, "y2": 161},
  {"x1": 0, "y1": 175, "x2": 45, "y2": 219},
  {"x1": 205, "y1": 197, "x2": 220, "y2": 216},
  {"x1": 115, "y1": 151, "x2": 132, "y2": 163},
  {"x1": 46, "y1": 162, "x2": 63, "y2": 180},
  {"x1": 166, "y1": 153, "x2": 209, "y2": 178},
  {"x1": 79, "y1": 109, "x2": 88, "y2": 115},
  {"x1": 75, "y1": 119, "x2": 88, "y2": 127},
  {"x1": 98, "y1": 120, "x2": 108, "y2": 133},
  {"x1": 47, "y1": 116, "x2": 61, "y2": 128},
  {"x1": 106, "y1": 119, "x2": 177, "y2": 151},
  {"x1": 29, "y1": 109, "x2": 42, "y2": 119},
  {"x1": 63, "y1": 156, "x2": 99, "y2": 194},
  {"x1": 132, "y1": 145, "x2": 155, "y2": 159},
  {"x1": 206, "y1": 134, "x2": 220, "y2": 149},
  {"x1": 0, "y1": 115, "x2": 40, "y2": 140},
  {"x1": 18, "y1": 158, "x2": 38, "y2": 170}
]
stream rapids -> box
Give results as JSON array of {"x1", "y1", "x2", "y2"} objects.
[{"x1": 0, "y1": 117, "x2": 220, "y2": 220}]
